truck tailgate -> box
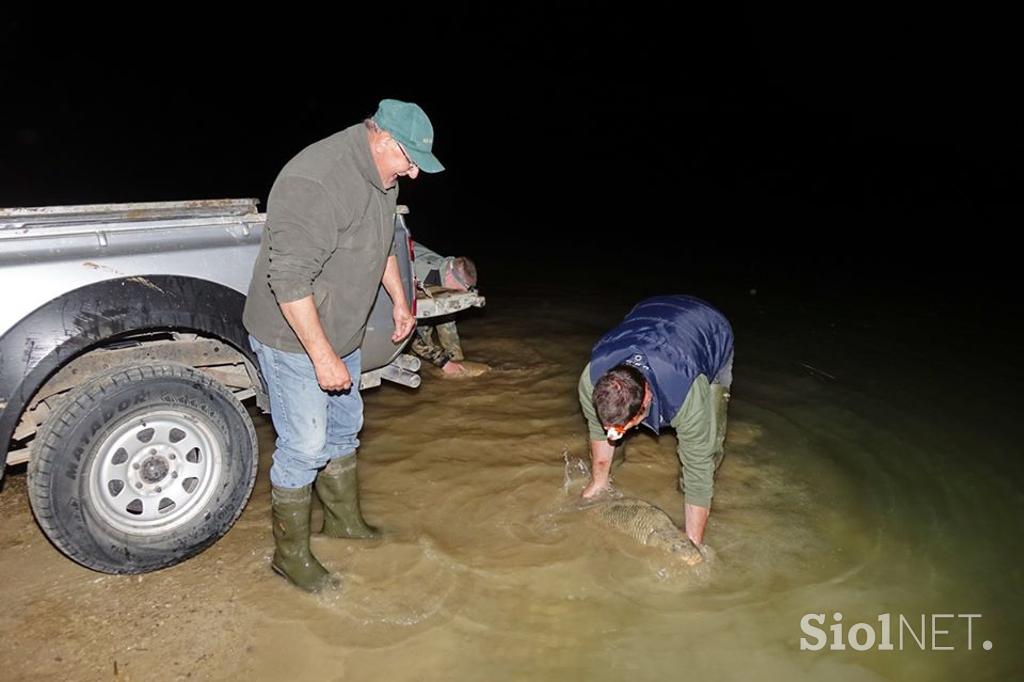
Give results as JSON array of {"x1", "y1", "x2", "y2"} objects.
[{"x1": 415, "y1": 288, "x2": 486, "y2": 319}]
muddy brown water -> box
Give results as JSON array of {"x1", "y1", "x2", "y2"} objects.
[{"x1": 1, "y1": 285, "x2": 1021, "y2": 681}]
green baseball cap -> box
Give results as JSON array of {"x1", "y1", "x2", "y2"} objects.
[{"x1": 373, "y1": 99, "x2": 445, "y2": 173}]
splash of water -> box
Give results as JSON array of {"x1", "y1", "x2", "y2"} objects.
[{"x1": 561, "y1": 448, "x2": 590, "y2": 495}]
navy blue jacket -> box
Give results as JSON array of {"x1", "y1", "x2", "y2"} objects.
[{"x1": 589, "y1": 295, "x2": 733, "y2": 433}]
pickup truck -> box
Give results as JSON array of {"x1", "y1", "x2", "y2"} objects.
[{"x1": 0, "y1": 198, "x2": 484, "y2": 574}]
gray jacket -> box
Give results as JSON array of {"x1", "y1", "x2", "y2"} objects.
[{"x1": 244, "y1": 123, "x2": 397, "y2": 356}]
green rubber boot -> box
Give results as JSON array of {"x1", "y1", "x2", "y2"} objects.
[
  {"x1": 315, "y1": 457, "x2": 380, "y2": 539},
  {"x1": 271, "y1": 485, "x2": 337, "y2": 592}
]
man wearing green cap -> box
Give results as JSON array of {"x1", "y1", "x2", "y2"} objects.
[{"x1": 243, "y1": 99, "x2": 444, "y2": 592}]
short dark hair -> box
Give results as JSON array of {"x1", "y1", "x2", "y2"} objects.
[{"x1": 593, "y1": 364, "x2": 645, "y2": 427}]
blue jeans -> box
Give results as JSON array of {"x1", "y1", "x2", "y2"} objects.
[{"x1": 249, "y1": 336, "x2": 363, "y2": 489}]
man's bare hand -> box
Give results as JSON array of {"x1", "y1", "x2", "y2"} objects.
[
  {"x1": 391, "y1": 303, "x2": 415, "y2": 343},
  {"x1": 684, "y1": 502, "x2": 710, "y2": 546},
  {"x1": 582, "y1": 439, "x2": 614, "y2": 499},
  {"x1": 314, "y1": 355, "x2": 352, "y2": 392},
  {"x1": 441, "y1": 360, "x2": 466, "y2": 376},
  {"x1": 581, "y1": 478, "x2": 611, "y2": 499}
]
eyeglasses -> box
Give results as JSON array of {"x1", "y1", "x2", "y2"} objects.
[{"x1": 393, "y1": 138, "x2": 418, "y2": 172}]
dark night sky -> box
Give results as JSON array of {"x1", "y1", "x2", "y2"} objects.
[{"x1": 1, "y1": 7, "x2": 1021, "y2": 300}]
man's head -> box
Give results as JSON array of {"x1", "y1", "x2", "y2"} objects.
[
  {"x1": 366, "y1": 99, "x2": 444, "y2": 188},
  {"x1": 593, "y1": 365, "x2": 651, "y2": 440},
  {"x1": 443, "y1": 256, "x2": 478, "y2": 291}
]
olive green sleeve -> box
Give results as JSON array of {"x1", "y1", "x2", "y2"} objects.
[
  {"x1": 670, "y1": 374, "x2": 716, "y2": 508},
  {"x1": 578, "y1": 363, "x2": 607, "y2": 442}
]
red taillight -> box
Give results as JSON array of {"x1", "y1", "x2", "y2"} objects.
[{"x1": 407, "y1": 234, "x2": 418, "y2": 316}]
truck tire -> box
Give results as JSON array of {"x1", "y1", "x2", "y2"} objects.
[{"x1": 27, "y1": 364, "x2": 258, "y2": 573}]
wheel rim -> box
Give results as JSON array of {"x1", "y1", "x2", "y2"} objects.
[{"x1": 88, "y1": 409, "x2": 224, "y2": 535}]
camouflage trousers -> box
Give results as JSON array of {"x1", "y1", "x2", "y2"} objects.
[{"x1": 411, "y1": 320, "x2": 464, "y2": 367}]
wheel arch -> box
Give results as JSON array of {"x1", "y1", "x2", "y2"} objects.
[{"x1": 1, "y1": 276, "x2": 265, "y2": 485}]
